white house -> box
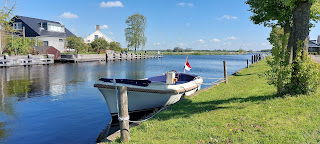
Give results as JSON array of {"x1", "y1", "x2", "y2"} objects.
[{"x1": 83, "y1": 25, "x2": 113, "y2": 44}]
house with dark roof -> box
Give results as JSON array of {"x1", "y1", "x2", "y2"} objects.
[
  {"x1": 309, "y1": 40, "x2": 320, "y2": 53},
  {"x1": 11, "y1": 15, "x2": 75, "y2": 52},
  {"x1": 309, "y1": 36, "x2": 320, "y2": 53}
]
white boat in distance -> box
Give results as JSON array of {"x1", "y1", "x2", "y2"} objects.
[{"x1": 94, "y1": 72, "x2": 203, "y2": 115}]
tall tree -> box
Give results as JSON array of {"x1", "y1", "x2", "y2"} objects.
[
  {"x1": 247, "y1": 0, "x2": 320, "y2": 95},
  {"x1": 246, "y1": 0, "x2": 320, "y2": 64},
  {"x1": 0, "y1": 0, "x2": 16, "y2": 56},
  {"x1": 125, "y1": 13, "x2": 147, "y2": 54},
  {"x1": 246, "y1": 0, "x2": 292, "y2": 33}
]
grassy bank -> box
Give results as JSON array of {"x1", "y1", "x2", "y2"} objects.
[{"x1": 121, "y1": 61, "x2": 320, "y2": 143}]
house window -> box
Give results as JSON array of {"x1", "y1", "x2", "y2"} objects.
[
  {"x1": 59, "y1": 39, "x2": 63, "y2": 42},
  {"x1": 43, "y1": 41, "x2": 49, "y2": 46},
  {"x1": 94, "y1": 35, "x2": 99, "y2": 40},
  {"x1": 47, "y1": 23, "x2": 65, "y2": 33},
  {"x1": 13, "y1": 22, "x2": 22, "y2": 30}
]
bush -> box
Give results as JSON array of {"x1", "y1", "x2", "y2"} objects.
[
  {"x1": 5, "y1": 37, "x2": 42, "y2": 55},
  {"x1": 265, "y1": 26, "x2": 320, "y2": 96}
]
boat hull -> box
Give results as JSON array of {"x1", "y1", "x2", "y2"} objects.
[
  {"x1": 95, "y1": 74, "x2": 203, "y2": 115},
  {"x1": 98, "y1": 86, "x2": 200, "y2": 115}
]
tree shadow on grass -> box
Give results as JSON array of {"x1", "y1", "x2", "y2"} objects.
[{"x1": 155, "y1": 94, "x2": 277, "y2": 121}]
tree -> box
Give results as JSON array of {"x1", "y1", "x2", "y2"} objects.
[
  {"x1": 66, "y1": 36, "x2": 86, "y2": 53},
  {"x1": 109, "y1": 41, "x2": 122, "y2": 52},
  {"x1": 247, "y1": 0, "x2": 320, "y2": 95},
  {"x1": 173, "y1": 47, "x2": 184, "y2": 52},
  {"x1": 90, "y1": 37, "x2": 109, "y2": 53},
  {"x1": 0, "y1": 0, "x2": 16, "y2": 56},
  {"x1": 125, "y1": 13, "x2": 147, "y2": 54},
  {"x1": 237, "y1": 48, "x2": 246, "y2": 53},
  {"x1": 246, "y1": 0, "x2": 320, "y2": 64}
]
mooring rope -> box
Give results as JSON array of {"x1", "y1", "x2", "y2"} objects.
[
  {"x1": 113, "y1": 79, "x2": 130, "y2": 122},
  {"x1": 201, "y1": 78, "x2": 224, "y2": 86},
  {"x1": 128, "y1": 106, "x2": 169, "y2": 123}
]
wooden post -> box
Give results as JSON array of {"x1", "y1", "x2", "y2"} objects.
[
  {"x1": 247, "y1": 59, "x2": 249, "y2": 68},
  {"x1": 223, "y1": 61, "x2": 228, "y2": 84},
  {"x1": 251, "y1": 55, "x2": 254, "y2": 64},
  {"x1": 118, "y1": 86, "x2": 130, "y2": 142}
]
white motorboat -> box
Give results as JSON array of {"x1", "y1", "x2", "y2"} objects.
[{"x1": 94, "y1": 71, "x2": 203, "y2": 115}]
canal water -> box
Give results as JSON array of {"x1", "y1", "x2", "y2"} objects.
[{"x1": 0, "y1": 54, "x2": 253, "y2": 144}]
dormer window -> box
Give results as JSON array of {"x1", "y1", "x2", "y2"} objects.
[
  {"x1": 13, "y1": 22, "x2": 22, "y2": 30},
  {"x1": 47, "y1": 23, "x2": 65, "y2": 33}
]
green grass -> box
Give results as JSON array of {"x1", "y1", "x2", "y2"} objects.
[{"x1": 120, "y1": 61, "x2": 320, "y2": 143}]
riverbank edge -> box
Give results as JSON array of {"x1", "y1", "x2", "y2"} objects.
[{"x1": 101, "y1": 60, "x2": 253, "y2": 142}]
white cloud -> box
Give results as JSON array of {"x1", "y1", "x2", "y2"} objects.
[
  {"x1": 261, "y1": 43, "x2": 268, "y2": 46},
  {"x1": 210, "y1": 38, "x2": 221, "y2": 42},
  {"x1": 187, "y1": 3, "x2": 194, "y2": 7},
  {"x1": 226, "y1": 36, "x2": 238, "y2": 40},
  {"x1": 177, "y1": 2, "x2": 194, "y2": 7},
  {"x1": 100, "y1": 1, "x2": 124, "y2": 8},
  {"x1": 185, "y1": 23, "x2": 191, "y2": 27},
  {"x1": 153, "y1": 42, "x2": 161, "y2": 46},
  {"x1": 100, "y1": 25, "x2": 109, "y2": 29},
  {"x1": 178, "y1": 43, "x2": 185, "y2": 46},
  {"x1": 60, "y1": 12, "x2": 78, "y2": 19},
  {"x1": 197, "y1": 39, "x2": 205, "y2": 43},
  {"x1": 108, "y1": 32, "x2": 113, "y2": 35},
  {"x1": 219, "y1": 15, "x2": 238, "y2": 20}
]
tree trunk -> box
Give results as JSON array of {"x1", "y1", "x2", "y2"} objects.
[
  {"x1": 282, "y1": 20, "x2": 292, "y2": 65},
  {"x1": 290, "y1": 0, "x2": 311, "y2": 92},
  {"x1": 291, "y1": 1, "x2": 311, "y2": 61}
]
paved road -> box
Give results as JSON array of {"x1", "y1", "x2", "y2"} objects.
[{"x1": 311, "y1": 55, "x2": 320, "y2": 64}]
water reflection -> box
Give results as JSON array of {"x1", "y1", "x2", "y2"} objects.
[{"x1": 125, "y1": 60, "x2": 146, "y2": 79}]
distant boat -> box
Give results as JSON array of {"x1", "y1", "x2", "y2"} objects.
[{"x1": 94, "y1": 72, "x2": 203, "y2": 116}]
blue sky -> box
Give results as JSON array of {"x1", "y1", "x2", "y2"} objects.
[{"x1": 13, "y1": 0, "x2": 320, "y2": 51}]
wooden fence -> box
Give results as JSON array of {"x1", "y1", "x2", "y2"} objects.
[{"x1": 0, "y1": 54, "x2": 54, "y2": 68}]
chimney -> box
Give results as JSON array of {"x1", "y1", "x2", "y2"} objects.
[
  {"x1": 317, "y1": 35, "x2": 320, "y2": 45},
  {"x1": 96, "y1": 25, "x2": 100, "y2": 31}
]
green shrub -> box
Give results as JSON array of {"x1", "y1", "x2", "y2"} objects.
[{"x1": 265, "y1": 26, "x2": 320, "y2": 96}]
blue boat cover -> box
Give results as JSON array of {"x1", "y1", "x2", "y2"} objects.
[
  {"x1": 99, "y1": 73, "x2": 197, "y2": 87},
  {"x1": 99, "y1": 78, "x2": 151, "y2": 87}
]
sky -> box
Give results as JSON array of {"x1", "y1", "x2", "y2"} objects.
[{"x1": 10, "y1": 0, "x2": 320, "y2": 51}]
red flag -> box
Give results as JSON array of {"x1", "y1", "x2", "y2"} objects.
[{"x1": 184, "y1": 57, "x2": 191, "y2": 71}]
